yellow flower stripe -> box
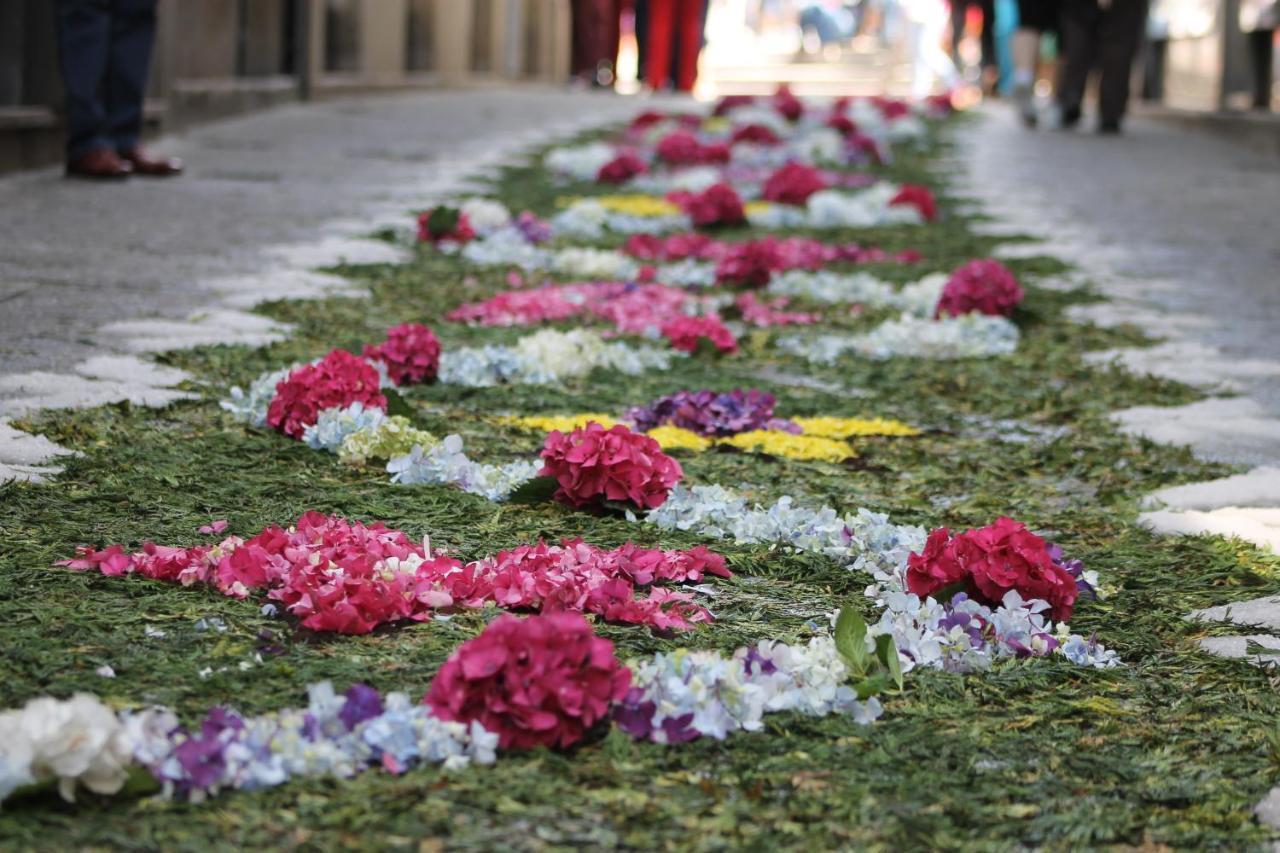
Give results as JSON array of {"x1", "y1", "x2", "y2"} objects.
[
  {"x1": 561, "y1": 194, "x2": 683, "y2": 218},
  {"x1": 497, "y1": 414, "x2": 919, "y2": 462},
  {"x1": 716, "y1": 430, "x2": 856, "y2": 462},
  {"x1": 791, "y1": 416, "x2": 922, "y2": 439},
  {"x1": 644, "y1": 425, "x2": 713, "y2": 453},
  {"x1": 744, "y1": 201, "x2": 776, "y2": 217},
  {"x1": 497, "y1": 414, "x2": 619, "y2": 433}
]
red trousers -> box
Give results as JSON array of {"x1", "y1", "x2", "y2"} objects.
[{"x1": 644, "y1": 0, "x2": 705, "y2": 91}]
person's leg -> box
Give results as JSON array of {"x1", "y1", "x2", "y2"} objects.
[
  {"x1": 950, "y1": 0, "x2": 968, "y2": 64},
  {"x1": 644, "y1": 0, "x2": 673, "y2": 89},
  {"x1": 1012, "y1": 27, "x2": 1040, "y2": 123},
  {"x1": 104, "y1": 0, "x2": 158, "y2": 154},
  {"x1": 979, "y1": 0, "x2": 997, "y2": 68},
  {"x1": 1250, "y1": 29, "x2": 1275, "y2": 110},
  {"x1": 55, "y1": 0, "x2": 113, "y2": 161},
  {"x1": 675, "y1": 0, "x2": 704, "y2": 91},
  {"x1": 1056, "y1": 0, "x2": 1096, "y2": 126},
  {"x1": 1096, "y1": 0, "x2": 1145, "y2": 130}
]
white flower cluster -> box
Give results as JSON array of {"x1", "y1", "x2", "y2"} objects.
[
  {"x1": 551, "y1": 199, "x2": 690, "y2": 239},
  {"x1": 551, "y1": 247, "x2": 640, "y2": 281},
  {"x1": 777, "y1": 313, "x2": 1020, "y2": 363},
  {"x1": 437, "y1": 328, "x2": 678, "y2": 387},
  {"x1": 629, "y1": 165, "x2": 723, "y2": 196},
  {"x1": 768, "y1": 271, "x2": 946, "y2": 316},
  {"x1": 0, "y1": 694, "x2": 137, "y2": 804},
  {"x1": 620, "y1": 637, "x2": 881, "y2": 743},
  {"x1": 460, "y1": 227, "x2": 552, "y2": 271},
  {"x1": 806, "y1": 184, "x2": 923, "y2": 228},
  {"x1": 458, "y1": 198, "x2": 512, "y2": 236},
  {"x1": 301, "y1": 401, "x2": 387, "y2": 452},
  {"x1": 220, "y1": 364, "x2": 294, "y2": 427},
  {"x1": 653, "y1": 258, "x2": 717, "y2": 288},
  {"x1": 543, "y1": 142, "x2": 617, "y2": 181},
  {"x1": 387, "y1": 434, "x2": 540, "y2": 501},
  {"x1": 644, "y1": 484, "x2": 926, "y2": 578}
]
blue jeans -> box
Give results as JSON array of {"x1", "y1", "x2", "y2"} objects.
[{"x1": 56, "y1": 0, "x2": 159, "y2": 160}]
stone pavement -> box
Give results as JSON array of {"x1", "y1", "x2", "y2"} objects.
[{"x1": 0, "y1": 87, "x2": 683, "y2": 480}]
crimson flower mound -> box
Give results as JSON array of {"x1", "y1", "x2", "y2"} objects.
[
  {"x1": 416, "y1": 205, "x2": 475, "y2": 244},
  {"x1": 714, "y1": 239, "x2": 780, "y2": 288},
  {"x1": 889, "y1": 184, "x2": 938, "y2": 222},
  {"x1": 539, "y1": 422, "x2": 683, "y2": 511},
  {"x1": 655, "y1": 131, "x2": 728, "y2": 166},
  {"x1": 362, "y1": 323, "x2": 441, "y2": 386},
  {"x1": 660, "y1": 315, "x2": 739, "y2": 355},
  {"x1": 905, "y1": 517, "x2": 1079, "y2": 620},
  {"x1": 670, "y1": 183, "x2": 746, "y2": 228},
  {"x1": 597, "y1": 152, "x2": 647, "y2": 184},
  {"x1": 936, "y1": 259, "x2": 1025, "y2": 318},
  {"x1": 424, "y1": 612, "x2": 631, "y2": 750},
  {"x1": 762, "y1": 162, "x2": 828, "y2": 206},
  {"x1": 266, "y1": 349, "x2": 387, "y2": 440}
]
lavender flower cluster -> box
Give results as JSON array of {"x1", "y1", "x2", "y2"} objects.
[{"x1": 626, "y1": 389, "x2": 797, "y2": 437}]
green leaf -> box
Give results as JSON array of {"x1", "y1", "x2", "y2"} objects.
[
  {"x1": 426, "y1": 205, "x2": 462, "y2": 237},
  {"x1": 383, "y1": 388, "x2": 417, "y2": 420},
  {"x1": 834, "y1": 606, "x2": 869, "y2": 674},
  {"x1": 852, "y1": 673, "x2": 891, "y2": 700},
  {"x1": 875, "y1": 633, "x2": 904, "y2": 691},
  {"x1": 506, "y1": 475, "x2": 559, "y2": 505}
]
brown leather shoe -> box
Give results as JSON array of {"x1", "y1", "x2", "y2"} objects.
[
  {"x1": 66, "y1": 148, "x2": 132, "y2": 180},
  {"x1": 120, "y1": 147, "x2": 183, "y2": 177}
]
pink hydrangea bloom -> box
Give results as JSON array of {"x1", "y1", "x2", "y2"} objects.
[
  {"x1": 540, "y1": 422, "x2": 683, "y2": 510},
  {"x1": 889, "y1": 184, "x2": 938, "y2": 222},
  {"x1": 936, "y1": 259, "x2": 1024, "y2": 318},
  {"x1": 660, "y1": 315, "x2": 739, "y2": 355},
  {"x1": 266, "y1": 350, "x2": 387, "y2": 440},
  {"x1": 597, "y1": 152, "x2": 648, "y2": 184},
  {"x1": 762, "y1": 162, "x2": 828, "y2": 206},
  {"x1": 362, "y1": 323, "x2": 441, "y2": 386},
  {"x1": 424, "y1": 612, "x2": 631, "y2": 750},
  {"x1": 669, "y1": 183, "x2": 746, "y2": 228}
]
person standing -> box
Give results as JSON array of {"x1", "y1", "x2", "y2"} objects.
[
  {"x1": 1240, "y1": 0, "x2": 1278, "y2": 110},
  {"x1": 56, "y1": 0, "x2": 182, "y2": 179},
  {"x1": 949, "y1": 0, "x2": 997, "y2": 87},
  {"x1": 1011, "y1": 0, "x2": 1060, "y2": 126},
  {"x1": 644, "y1": 0, "x2": 708, "y2": 92},
  {"x1": 571, "y1": 0, "x2": 624, "y2": 87},
  {"x1": 1057, "y1": 0, "x2": 1148, "y2": 133}
]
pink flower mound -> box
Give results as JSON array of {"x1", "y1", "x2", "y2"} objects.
[
  {"x1": 713, "y1": 94, "x2": 755, "y2": 116},
  {"x1": 660, "y1": 315, "x2": 739, "y2": 355},
  {"x1": 266, "y1": 350, "x2": 387, "y2": 440},
  {"x1": 424, "y1": 612, "x2": 631, "y2": 750},
  {"x1": 734, "y1": 292, "x2": 819, "y2": 327},
  {"x1": 416, "y1": 206, "x2": 475, "y2": 244},
  {"x1": 772, "y1": 84, "x2": 804, "y2": 121},
  {"x1": 715, "y1": 239, "x2": 781, "y2": 288},
  {"x1": 730, "y1": 123, "x2": 782, "y2": 147},
  {"x1": 873, "y1": 96, "x2": 911, "y2": 120},
  {"x1": 629, "y1": 110, "x2": 667, "y2": 130},
  {"x1": 936, "y1": 259, "x2": 1024, "y2": 318},
  {"x1": 61, "y1": 518, "x2": 735, "y2": 634},
  {"x1": 655, "y1": 131, "x2": 728, "y2": 166},
  {"x1": 362, "y1": 323, "x2": 441, "y2": 386},
  {"x1": 623, "y1": 233, "x2": 718, "y2": 261},
  {"x1": 539, "y1": 422, "x2": 683, "y2": 511},
  {"x1": 905, "y1": 518, "x2": 1079, "y2": 620},
  {"x1": 762, "y1": 162, "x2": 828, "y2": 206},
  {"x1": 670, "y1": 183, "x2": 746, "y2": 228},
  {"x1": 889, "y1": 184, "x2": 938, "y2": 222},
  {"x1": 825, "y1": 113, "x2": 859, "y2": 137},
  {"x1": 597, "y1": 152, "x2": 648, "y2": 184},
  {"x1": 448, "y1": 282, "x2": 697, "y2": 336},
  {"x1": 456, "y1": 540, "x2": 731, "y2": 631}
]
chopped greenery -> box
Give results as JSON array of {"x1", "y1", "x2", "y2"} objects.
[{"x1": 1, "y1": 118, "x2": 1277, "y2": 850}]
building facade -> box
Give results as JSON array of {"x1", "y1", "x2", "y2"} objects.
[{"x1": 0, "y1": 0, "x2": 572, "y2": 173}]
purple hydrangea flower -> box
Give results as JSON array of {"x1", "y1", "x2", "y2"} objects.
[
  {"x1": 627, "y1": 389, "x2": 781, "y2": 437},
  {"x1": 339, "y1": 684, "x2": 384, "y2": 731}
]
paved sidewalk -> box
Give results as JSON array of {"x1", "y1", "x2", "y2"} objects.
[
  {"x1": 0, "y1": 87, "x2": 675, "y2": 378},
  {"x1": 953, "y1": 105, "x2": 1280, "y2": 459}
]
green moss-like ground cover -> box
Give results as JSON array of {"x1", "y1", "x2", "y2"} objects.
[{"x1": 2, "y1": 116, "x2": 1278, "y2": 851}]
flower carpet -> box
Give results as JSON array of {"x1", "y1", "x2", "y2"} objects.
[{"x1": 2, "y1": 90, "x2": 1279, "y2": 848}]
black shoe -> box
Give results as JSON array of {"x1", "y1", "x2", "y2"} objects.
[
  {"x1": 1098, "y1": 120, "x2": 1122, "y2": 135},
  {"x1": 1059, "y1": 106, "x2": 1081, "y2": 129}
]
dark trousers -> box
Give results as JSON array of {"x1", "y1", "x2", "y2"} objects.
[
  {"x1": 951, "y1": 0, "x2": 996, "y2": 69},
  {"x1": 1248, "y1": 29, "x2": 1275, "y2": 110},
  {"x1": 55, "y1": 0, "x2": 159, "y2": 160},
  {"x1": 1057, "y1": 0, "x2": 1147, "y2": 125}
]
